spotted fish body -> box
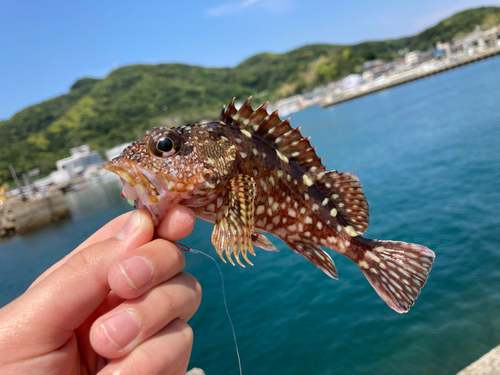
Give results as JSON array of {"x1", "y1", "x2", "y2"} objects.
[{"x1": 104, "y1": 97, "x2": 435, "y2": 313}]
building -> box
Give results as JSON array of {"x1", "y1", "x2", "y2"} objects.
[
  {"x1": 54, "y1": 145, "x2": 102, "y2": 182},
  {"x1": 34, "y1": 145, "x2": 102, "y2": 186},
  {"x1": 362, "y1": 59, "x2": 385, "y2": 71},
  {"x1": 341, "y1": 74, "x2": 363, "y2": 90},
  {"x1": 362, "y1": 70, "x2": 374, "y2": 82},
  {"x1": 436, "y1": 41, "x2": 452, "y2": 58},
  {"x1": 404, "y1": 51, "x2": 420, "y2": 66},
  {"x1": 484, "y1": 25, "x2": 500, "y2": 42},
  {"x1": 454, "y1": 25, "x2": 486, "y2": 51}
]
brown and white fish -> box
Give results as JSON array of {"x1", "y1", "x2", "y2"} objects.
[{"x1": 104, "y1": 97, "x2": 435, "y2": 313}]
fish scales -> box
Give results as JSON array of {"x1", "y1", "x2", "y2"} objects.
[{"x1": 104, "y1": 97, "x2": 435, "y2": 313}]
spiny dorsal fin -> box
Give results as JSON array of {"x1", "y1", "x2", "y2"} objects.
[
  {"x1": 317, "y1": 171, "x2": 370, "y2": 233},
  {"x1": 219, "y1": 96, "x2": 325, "y2": 170},
  {"x1": 220, "y1": 97, "x2": 369, "y2": 233},
  {"x1": 219, "y1": 97, "x2": 238, "y2": 124}
]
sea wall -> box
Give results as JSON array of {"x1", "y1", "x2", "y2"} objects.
[
  {"x1": 322, "y1": 47, "x2": 500, "y2": 108},
  {"x1": 0, "y1": 192, "x2": 70, "y2": 236},
  {"x1": 458, "y1": 345, "x2": 500, "y2": 374}
]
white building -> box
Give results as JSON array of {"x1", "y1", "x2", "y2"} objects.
[
  {"x1": 454, "y1": 25, "x2": 487, "y2": 51},
  {"x1": 362, "y1": 70, "x2": 374, "y2": 82},
  {"x1": 34, "y1": 145, "x2": 102, "y2": 186},
  {"x1": 405, "y1": 51, "x2": 420, "y2": 66},
  {"x1": 341, "y1": 74, "x2": 363, "y2": 90}
]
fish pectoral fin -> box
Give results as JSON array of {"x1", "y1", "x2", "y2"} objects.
[
  {"x1": 211, "y1": 174, "x2": 257, "y2": 267},
  {"x1": 251, "y1": 231, "x2": 279, "y2": 252},
  {"x1": 286, "y1": 241, "x2": 338, "y2": 280}
]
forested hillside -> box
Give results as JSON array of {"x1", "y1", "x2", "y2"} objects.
[{"x1": 1, "y1": 6, "x2": 499, "y2": 182}]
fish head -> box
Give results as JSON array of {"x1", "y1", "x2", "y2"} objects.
[{"x1": 103, "y1": 123, "x2": 237, "y2": 224}]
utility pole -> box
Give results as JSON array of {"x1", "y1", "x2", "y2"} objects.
[
  {"x1": 21, "y1": 174, "x2": 34, "y2": 201},
  {"x1": 8, "y1": 165, "x2": 23, "y2": 193}
]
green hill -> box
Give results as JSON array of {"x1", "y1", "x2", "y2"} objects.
[{"x1": 1, "y1": 6, "x2": 499, "y2": 183}]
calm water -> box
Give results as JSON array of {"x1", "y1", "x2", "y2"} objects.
[{"x1": 1, "y1": 56, "x2": 500, "y2": 374}]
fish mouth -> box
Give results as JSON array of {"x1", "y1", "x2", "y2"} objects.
[{"x1": 103, "y1": 159, "x2": 179, "y2": 225}]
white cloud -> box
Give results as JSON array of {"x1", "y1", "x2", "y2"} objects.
[{"x1": 205, "y1": 0, "x2": 291, "y2": 17}]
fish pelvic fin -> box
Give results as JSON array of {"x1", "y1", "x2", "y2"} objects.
[
  {"x1": 286, "y1": 241, "x2": 338, "y2": 280},
  {"x1": 353, "y1": 238, "x2": 435, "y2": 313},
  {"x1": 252, "y1": 231, "x2": 279, "y2": 252}
]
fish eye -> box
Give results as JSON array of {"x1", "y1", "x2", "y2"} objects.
[
  {"x1": 156, "y1": 137, "x2": 174, "y2": 153},
  {"x1": 148, "y1": 131, "x2": 183, "y2": 158}
]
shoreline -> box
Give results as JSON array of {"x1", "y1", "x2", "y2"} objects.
[{"x1": 321, "y1": 47, "x2": 500, "y2": 108}]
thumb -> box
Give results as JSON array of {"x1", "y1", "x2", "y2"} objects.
[{"x1": 0, "y1": 210, "x2": 154, "y2": 358}]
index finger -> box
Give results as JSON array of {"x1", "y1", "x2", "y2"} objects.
[{"x1": 30, "y1": 211, "x2": 135, "y2": 288}]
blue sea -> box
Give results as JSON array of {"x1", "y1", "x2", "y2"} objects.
[{"x1": 1, "y1": 56, "x2": 500, "y2": 374}]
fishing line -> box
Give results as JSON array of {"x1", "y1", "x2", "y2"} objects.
[{"x1": 177, "y1": 243, "x2": 242, "y2": 375}]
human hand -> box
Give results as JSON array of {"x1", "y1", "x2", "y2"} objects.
[{"x1": 0, "y1": 206, "x2": 201, "y2": 375}]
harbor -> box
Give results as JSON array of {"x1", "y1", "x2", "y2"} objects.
[
  {"x1": 2, "y1": 63, "x2": 500, "y2": 372},
  {"x1": 268, "y1": 24, "x2": 500, "y2": 116},
  {"x1": 321, "y1": 46, "x2": 500, "y2": 108},
  {"x1": 0, "y1": 144, "x2": 126, "y2": 238}
]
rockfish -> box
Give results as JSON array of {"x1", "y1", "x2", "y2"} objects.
[{"x1": 104, "y1": 97, "x2": 435, "y2": 313}]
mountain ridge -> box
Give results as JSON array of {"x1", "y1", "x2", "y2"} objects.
[{"x1": 1, "y1": 6, "x2": 499, "y2": 183}]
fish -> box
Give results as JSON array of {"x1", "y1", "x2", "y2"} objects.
[{"x1": 103, "y1": 97, "x2": 435, "y2": 313}]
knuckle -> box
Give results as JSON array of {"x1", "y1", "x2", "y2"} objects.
[
  {"x1": 181, "y1": 323, "x2": 194, "y2": 346},
  {"x1": 67, "y1": 246, "x2": 99, "y2": 274},
  {"x1": 179, "y1": 272, "x2": 199, "y2": 290},
  {"x1": 172, "y1": 319, "x2": 194, "y2": 346},
  {"x1": 64, "y1": 242, "x2": 114, "y2": 289},
  {"x1": 168, "y1": 242, "x2": 185, "y2": 268},
  {"x1": 180, "y1": 272, "x2": 202, "y2": 307},
  {"x1": 157, "y1": 287, "x2": 174, "y2": 315},
  {"x1": 151, "y1": 239, "x2": 186, "y2": 269}
]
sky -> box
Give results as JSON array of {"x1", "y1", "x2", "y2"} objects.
[{"x1": 1, "y1": 0, "x2": 499, "y2": 120}]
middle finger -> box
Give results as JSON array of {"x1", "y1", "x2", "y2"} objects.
[
  {"x1": 108, "y1": 238, "x2": 186, "y2": 300},
  {"x1": 90, "y1": 272, "x2": 201, "y2": 359}
]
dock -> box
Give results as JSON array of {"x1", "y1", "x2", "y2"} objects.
[
  {"x1": 322, "y1": 47, "x2": 500, "y2": 108},
  {"x1": 458, "y1": 345, "x2": 500, "y2": 374},
  {"x1": 0, "y1": 192, "x2": 70, "y2": 237}
]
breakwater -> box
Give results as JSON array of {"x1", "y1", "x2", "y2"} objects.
[
  {"x1": 458, "y1": 345, "x2": 500, "y2": 374},
  {"x1": 0, "y1": 192, "x2": 70, "y2": 237},
  {"x1": 322, "y1": 47, "x2": 500, "y2": 108}
]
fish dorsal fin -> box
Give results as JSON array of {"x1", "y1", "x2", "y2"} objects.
[
  {"x1": 317, "y1": 171, "x2": 370, "y2": 233},
  {"x1": 219, "y1": 97, "x2": 325, "y2": 171},
  {"x1": 220, "y1": 97, "x2": 370, "y2": 233}
]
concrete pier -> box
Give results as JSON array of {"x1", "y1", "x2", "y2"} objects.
[
  {"x1": 458, "y1": 345, "x2": 500, "y2": 375},
  {"x1": 322, "y1": 47, "x2": 500, "y2": 108},
  {"x1": 0, "y1": 192, "x2": 70, "y2": 236}
]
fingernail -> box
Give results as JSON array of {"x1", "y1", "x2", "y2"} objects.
[
  {"x1": 101, "y1": 310, "x2": 141, "y2": 349},
  {"x1": 116, "y1": 211, "x2": 141, "y2": 240},
  {"x1": 118, "y1": 256, "x2": 153, "y2": 290}
]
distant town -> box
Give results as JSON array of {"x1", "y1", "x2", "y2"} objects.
[{"x1": 271, "y1": 24, "x2": 500, "y2": 116}]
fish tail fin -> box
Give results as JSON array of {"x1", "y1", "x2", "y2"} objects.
[{"x1": 353, "y1": 237, "x2": 435, "y2": 313}]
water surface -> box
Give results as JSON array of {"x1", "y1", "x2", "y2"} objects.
[{"x1": 1, "y1": 56, "x2": 500, "y2": 374}]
